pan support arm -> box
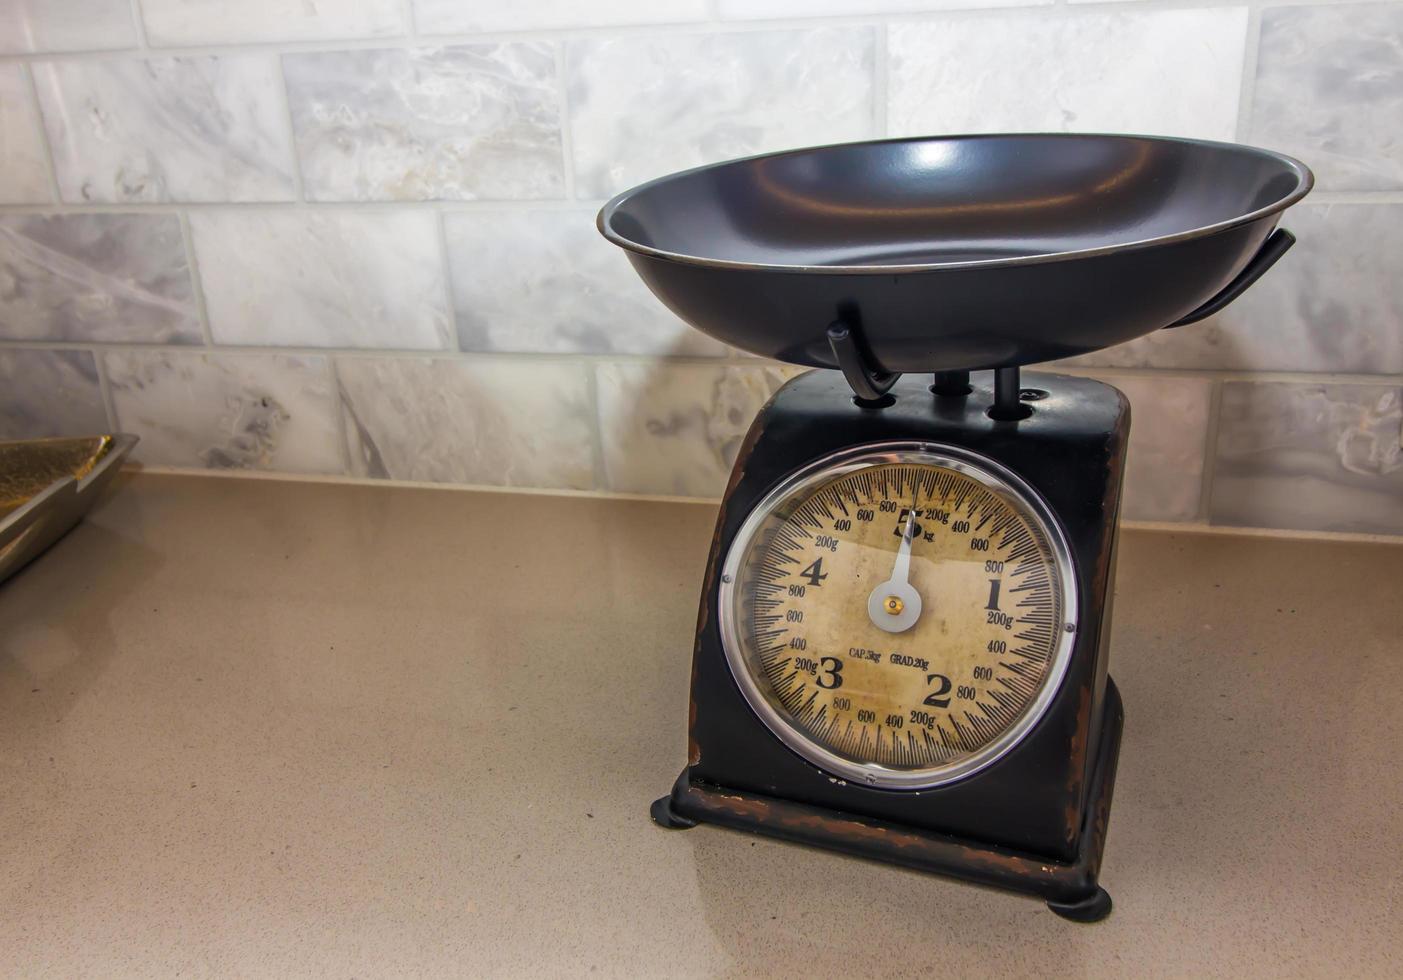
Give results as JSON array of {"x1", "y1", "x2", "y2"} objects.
[
  {"x1": 827, "y1": 322, "x2": 1029, "y2": 420},
  {"x1": 827, "y1": 322, "x2": 899, "y2": 404},
  {"x1": 1165, "y1": 228, "x2": 1296, "y2": 328}
]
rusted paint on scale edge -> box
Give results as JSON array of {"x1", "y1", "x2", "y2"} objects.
[
  {"x1": 1063, "y1": 685, "x2": 1092, "y2": 847},
  {"x1": 688, "y1": 390, "x2": 780, "y2": 768},
  {"x1": 668, "y1": 678, "x2": 1124, "y2": 905},
  {"x1": 1061, "y1": 396, "x2": 1128, "y2": 846}
]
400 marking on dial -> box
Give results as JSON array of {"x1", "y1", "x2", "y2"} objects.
[{"x1": 718, "y1": 445, "x2": 1078, "y2": 789}]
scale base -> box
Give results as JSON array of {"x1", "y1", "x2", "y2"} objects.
[{"x1": 652, "y1": 678, "x2": 1123, "y2": 923}]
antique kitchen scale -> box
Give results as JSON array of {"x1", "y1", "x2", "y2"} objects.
[{"x1": 599, "y1": 134, "x2": 1311, "y2": 921}]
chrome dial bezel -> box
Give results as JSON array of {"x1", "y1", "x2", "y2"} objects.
[{"x1": 717, "y1": 442, "x2": 1079, "y2": 790}]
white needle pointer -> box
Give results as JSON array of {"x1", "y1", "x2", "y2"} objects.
[{"x1": 868, "y1": 504, "x2": 923, "y2": 633}]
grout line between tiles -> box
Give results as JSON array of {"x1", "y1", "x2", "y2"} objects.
[
  {"x1": 1234, "y1": 5, "x2": 1262, "y2": 143},
  {"x1": 115, "y1": 464, "x2": 1403, "y2": 546},
  {"x1": 871, "y1": 22, "x2": 888, "y2": 138},
  {"x1": 177, "y1": 212, "x2": 216, "y2": 346},
  {"x1": 0, "y1": 0, "x2": 1358, "y2": 65},
  {"x1": 1303, "y1": 191, "x2": 1403, "y2": 205},
  {"x1": 327, "y1": 356, "x2": 354, "y2": 476},
  {"x1": 434, "y1": 210, "x2": 461, "y2": 352},
  {"x1": 1197, "y1": 377, "x2": 1225, "y2": 523},
  {"x1": 0, "y1": 199, "x2": 600, "y2": 215},
  {"x1": 401, "y1": 0, "x2": 419, "y2": 40},
  {"x1": 272, "y1": 55, "x2": 306, "y2": 203},
  {"x1": 0, "y1": 190, "x2": 1395, "y2": 221},
  {"x1": 1117, "y1": 518, "x2": 1403, "y2": 547},
  {"x1": 585, "y1": 360, "x2": 608, "y2": 492},
  {"x1": 0, "y1": 191, "x2": 1394, "y2": 219},
  {"x1": 554, "y1": 43, "x2": 577, "y2": 201},
  {"x1": 1048, "y1": 364, "x2": 1399, "y2": 387},
  {"x1": 19, "y1": 62, "x2": 63, "y2": 205},
  {"x1": 127, "y1": 0, "x2": 150, "y2": 48},
  {"x1": 128, "y1": 462, "x2": 721, "y2": 505},
  {"x1": 94, "y1": 348, "x2": 121, "y2": 433},
  {"x1": 1, "y1": 340, "x2": 1398, "y2": 386}
]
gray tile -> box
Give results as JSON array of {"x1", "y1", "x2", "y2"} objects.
[
  {"x1": 888, "y1": 9, "x2": 1247, "y2": 140},
  {"x1": 141, "y1": 0, "x2": 405, "y2": 46},
  {"x1": 596, "y1": 362, "x2": 802, "y2": 497},
  {"x1": 1211, "y1": 381, "x2": 1403, "y2": 535},
  {"x1": 1251, "y1": 4, "x2": 1403, "y2": 190},
  {"x1": 1062, "y1": 205, "x2": 1403, "y2": 376},
  {"x1": 0, "y1": 0, "x2": 135, "y2": 54},
  {"x1": 336, "y1": 357, "x2": 594, "y2": 489},
  {"x1": 1096, "y1": 374, "x2": 1212, "y2": 523},
  {"x1": 0, "y1": 214, "x2": 199, "y2": 344},
  {"x1": 445, "y1": 209, "x2": 723, "y2": 357},
  {"x1": 0, "y1": 66, "x2": 51, "y2": 204},
  {"x1": 567, "y1": 29, "x2": 874, "y2": 198},
  {"x1": 32, "y1": 55, "x2": 296, "y2": 204},
  {"x1": 415, "y1": 0, "x2": 707, "y2": 32},
  {"x1": 721, "y1": 0, "x2": 1049, "y2": 14},
  {"x1": 189, "y1": 211, "x2": 449, "y2": 350},
  {"x1": 0, "y1": 349, "x2": 108, "y2": 439},
  {"x1": 284, "y1": 44, "x2": 564, "y2": 202},
  {"x1": 105, "y1": 351, "x2": 343, "y2": 473}
]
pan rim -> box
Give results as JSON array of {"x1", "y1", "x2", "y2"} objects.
[{"x1": 596, "y1": 132, "x2": 1314, "y2": 275}]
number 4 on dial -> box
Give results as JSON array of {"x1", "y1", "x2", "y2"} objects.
[{"x1": 800, "y1": 557, "x2": 828, "y2": 587}]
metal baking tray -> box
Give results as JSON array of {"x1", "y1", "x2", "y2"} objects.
[{"x1": 0, "y1": 434, "x2": 138, "y2": 586}]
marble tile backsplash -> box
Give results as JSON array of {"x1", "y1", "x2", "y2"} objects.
[
  {"x1": 1250, "y1": 4, "x2": 1403, "y2": 191},
  {"x1": 1099, "y1": 375, "x2": 1213, "y2": 524},
  {"x1": 597, "y1": 363, "x2": 800, "y2": 497},
  {"x1": 283, "y1": 44, "x2": 565, "y2": 202},
  {"x1": 32, "y1": 56, "x2": 297, "y2": 203},
  {"x1": 0, "y1": 348, "x2": 107, "y2": 439},
  {"x1": 104, "y1": 350, "x2": 344, "y2": 473},
  {"x1": 444, "y1": 208, "x2": 723, "y2": 357},
  {"x1": 1212, "y1": 382, "x2": 1403, "y2": 535},
  {"x1": 336, "y1": 357, "x2": 594, "y2": 489},
  {"x1": 1064, "y1": 204, "x2": 1403, "y2": 376},
  {"x1": 0, "y1": 1, "x2": 1398, "y2": 538},
  {"x1": 0, "y1": 213, "x2": 199, "y2": 344},
  {"x1": 888, "y1": 9, "x2": 1249, "y2": 141},
  {"x1": 566, "y1": 28, "x2": 875, "y2": 197},
  {"x1": 0, "y1": 0, "x2": 135, "y2": 54},
  {"x1": 189, "y1": 210, "x2": 450, "y2": 349},
  {"x1": 140, "y1": 0, "x2": 407, "y2": 47},
  {"x1": 0, "y1": 66, "x2": 50, "y2": 205},
  {"x1": 414, "y1": 0, "x2": 709, "y2": 34}
]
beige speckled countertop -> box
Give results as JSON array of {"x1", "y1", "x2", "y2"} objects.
[{"x1": 2, "y1": 473, "x2": 1400, "y2": 977}]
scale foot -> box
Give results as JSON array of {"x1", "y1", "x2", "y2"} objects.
[
  {"x1": 1047, "y1": 887, "x2": 1112, "y2": 923},
  {"x1": 651, "y1": 795, "x2": 697, "y2": 829}
]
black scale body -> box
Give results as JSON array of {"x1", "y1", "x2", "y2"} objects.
[{"x1": 653, "y1": 368, "x2": 1129, "y2": 921}]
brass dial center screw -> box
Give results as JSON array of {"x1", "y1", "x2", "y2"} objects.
[{"x1": 883, "y1": 595, "x2": 905, "y2": 615}]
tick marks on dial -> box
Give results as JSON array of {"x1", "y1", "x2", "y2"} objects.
[{"x1": 736, "y1": 460, "x2": 1067, "y2": 774}]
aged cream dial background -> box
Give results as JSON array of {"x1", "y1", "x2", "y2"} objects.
[{"x1": 723, "y1": 450, "x2": 1076, "y2": 788}]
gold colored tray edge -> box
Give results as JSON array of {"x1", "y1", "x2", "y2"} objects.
[{"x1": 0, "y1": 434, "x2": 139, "y2": 584}]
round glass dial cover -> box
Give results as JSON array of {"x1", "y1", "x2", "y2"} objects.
[{"x1": 719, "y1": 444, "x2": 1078, "y2": 790}]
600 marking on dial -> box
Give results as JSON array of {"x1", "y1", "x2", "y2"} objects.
[{"x1": 719, "y1": 445, "x2": 1077, "y2": 789}]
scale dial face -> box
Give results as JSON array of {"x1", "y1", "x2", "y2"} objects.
[{"x1": 719, "y1": 444, "x2": 1078, "y2": 789}]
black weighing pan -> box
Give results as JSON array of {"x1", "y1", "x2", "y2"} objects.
[{"x1": 598, "y1": 134, "x2": 1312, "y2": 378}]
